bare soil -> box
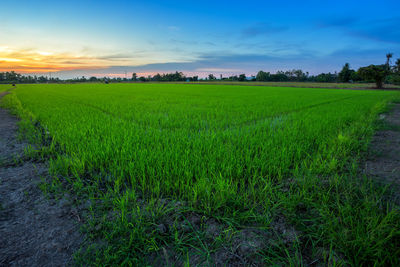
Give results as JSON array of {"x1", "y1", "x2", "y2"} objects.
[
  {"x1": 0, "y1": 99, "x2": 82, "y2": 266},
  {"x1": 364, "y1": 103, "x2": 400, "y2": 202}
]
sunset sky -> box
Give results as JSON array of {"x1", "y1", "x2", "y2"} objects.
[{"x1": 1, "y1": 0, "x2": 399, "y2": 78}]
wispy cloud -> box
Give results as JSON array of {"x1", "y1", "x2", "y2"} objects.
[
  {"x1": 348, "y1": 17, "x2": 400, "y2": 44},
  {"x1": 51, "y1": 45, "x2": 399, "y2": 79},
  {"x1": 315, "y1": 17, "x2": 358, "y2": 28},
  {"x1": 167, "y1": 26, "x2": 180, "y2": 31},
  {"x1": 96, "y1": 53, "x2": 136, "y2": 60},
  {"x1": 0, "y1": 48, "x2": 155, "y2": 73},
  {"x1": 241, "y1": 23, "x2": 289, "y2": 38},
  {"x1": 316, "y1": 16, "x2": 400, "y2": 44}
]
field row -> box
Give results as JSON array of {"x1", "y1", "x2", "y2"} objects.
[{"x1": 2, "y1": 83, "x2": 399, "y2": 265}]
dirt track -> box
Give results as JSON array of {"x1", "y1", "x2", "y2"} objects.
[
  {"x1": 0, "y1": 94, "x2": 82, "y2": 266},
  {"x1": 364, "y1": 103, "x2": 400, "y2": 202}
]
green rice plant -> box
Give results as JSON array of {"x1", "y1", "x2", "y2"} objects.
[{"x1": 3, "y1": 83, "x2": 400, "y2": 265}]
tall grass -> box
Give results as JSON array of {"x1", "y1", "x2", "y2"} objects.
[{"x1": 2, "y1": 83, "x2": 400, "y2": 265}]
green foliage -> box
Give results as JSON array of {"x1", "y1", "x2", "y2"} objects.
[
  {"x1": 338, "y1": 63, "x2": 355, "y2": 82},
  {"x1": 153, "y1": 71, "x2": 186, "y2": 81},
  {"x1": 388, "y1": 74, "x2": 400, "y2": 85},
  {"x1": 5, "y1": 84, "x2": 400, "y2": 265},
  {"x1": 256, "y1": 70, "x2": 270, "y2": 81},
  {"x1": 238, "y1": 74, "x2": 246, "y2": 81},
  {"x1": 208, "y1": 74, "x2": 216, "y2": 80},
  {"x1": 394, "y1": 59, "x2": 400, "y2": 74},
  {"x1": 358, "y1": 64, "x2": 390, "y2": 89}
]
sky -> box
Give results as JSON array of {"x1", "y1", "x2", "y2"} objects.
[{"x1": 1, "y1": 0, "x2": 400, "y2": 78}]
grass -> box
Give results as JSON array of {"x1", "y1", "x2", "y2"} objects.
[
  {"x1": 1, "y1": 83, "x2": 400, "y2": 265},
  {"x1": 0, "y1": 84, "x2": 12, "y2": 93},
  {"x1": 168, "y1": 81, "x2": 400, "y2": 89}
]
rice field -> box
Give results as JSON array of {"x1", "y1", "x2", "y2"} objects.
[
  {"x1": 2, "y1": 83, "x2": 400, "y2": 265},
  {"x1": 0, "y1": 85, "x2": 11, "y2": 93},
  {"x1": 177, "y1": 81, "x2": 400, "y2": 89}
]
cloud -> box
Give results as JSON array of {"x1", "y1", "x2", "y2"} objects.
[
  {"x1": 167, "y1": 26, "x2": 180, "y2": 31},
  {"x1": 348, "y1": 17, "x2": 400, "y2": 44},
  {"x1": 316, "y1": 17, "x2": 358, "y2": 28},
  {"x1": 51, "y1": 50, "x2": 322, "y2": 78},
  {"x1": 316, "y1": 16, "x2": 400, "y2": 44},
  {"x1": 170, "y1": 39, "x2": 199, "y2": 45},
  {"x1": 96, "y1": 53, "x2": 136, "y2": 60},
  {"x1": 50, "y1": 44, "x2": 400, "y2": 79},
  {"x1": 0, "y1": 47, "x2": 157, "y2": 73},
  {"x1": 196, "y1": 68, "x2": 242, "y2": 72},
  {"x1": 241, "y1": 23, "x2": 289, "y2": 38}
]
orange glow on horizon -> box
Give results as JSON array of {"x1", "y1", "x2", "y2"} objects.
[{"x1": 0, "y1": 48, "x2": 134, "y2": 74}]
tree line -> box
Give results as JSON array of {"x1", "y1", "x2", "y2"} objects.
[
  {"x1": 0, "y1": 71, "x2": 62, "y2": 84},
  {"x1": 1, "y1": 54, "x2": 399, "y2": 88},
  {"x1": 255, "y1": 54, "x2": 400, "y2": 88}
]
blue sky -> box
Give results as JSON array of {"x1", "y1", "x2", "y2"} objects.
[{"x1": 1, "y1": 0, "x2": 399, "y2": 78}]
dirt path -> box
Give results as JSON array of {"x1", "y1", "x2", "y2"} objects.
[
  {"x1": 364, "y1": 103, "x2": 400, "y2": 202},
  {"x1": 0, "y1": 96, "x2": 82, "y2": 266}
]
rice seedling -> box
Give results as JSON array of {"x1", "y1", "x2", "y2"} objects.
[{"x1": 2, "y1": 83, "x2": 399, "y2": 265}]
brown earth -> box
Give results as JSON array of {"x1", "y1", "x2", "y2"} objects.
[
  {"x1": 364, "y1": 103, "x2": 400, "y2": 202},
  {"x1": 0, "y1": 95, "x2": 83, "y2": 266}
]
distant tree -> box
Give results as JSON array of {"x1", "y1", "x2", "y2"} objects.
[
  {"x1": 312, "y1": 72, "x2": 338, "y2": 83},
  {"x1": 132, "y1": 73, "x2": 137, "y2": 81},
  {"x1": 292, "y1": 69, "x2": 307, "y2": 81},
  {"x1": 208, "y1": 74, "x2": 216, "y2": 80},
  {"x1": 256, "y1": 71, "x2": 270, "y2": 81},
  {"x1": 395, "y1": 58, "x2": 400, "y2": 73},
  {"x1": 228, "y1": 75, "x2": 239, "y2": 81},
  {"x1": 358, "y1": 65, "x2": 390, "y2": 89},
  {"x1": 338, "y1": 63, "x2": 355, "y2": 82},
  {"x1": 350, "y1": 71, "x2": 361, "y2": 82},
  {"x1": 89, "y1": 76, "x2": 98, "y2": 82},
  {"x1": 153, "y1": 73, "x2": 162, "y2": 81},
  {"x1": 386, "y1": 53, "x2": 393, "y2": 66},
  {"x1": 138, "y1": 76, "x2": 147, "y2": 82},
  {"x1": 271, "y1": 71, "x2": 289, "y2": 82},
  {"x1": 390, "y1": 58, "x2": 400, "y2": 85},
  {"x1": 193, "y1": 76, "x2": 198, "y2": 81},
  {"x1": 38, "y1": 76, "x2": 48, "y2": 83},
  {"x1": 238, "y1": 74, "x2": 246, "y2": 81}
]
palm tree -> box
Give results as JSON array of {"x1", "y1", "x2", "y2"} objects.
[
  {"x1": 395, "y1": 58, "x2": 400, "y2": 73},
  {"x1": 386, "y1": 53, "x2": 393, "y2": 66}
]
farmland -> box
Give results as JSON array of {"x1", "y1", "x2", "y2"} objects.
[
  {"x1": 0, "y1": 85, "x2": 10, "y2": 93},
  {"x1": 1, "y1": 83, "x2": 400, "y2": 265},
  {"x1": 179, "y1": 81, "x2": 400, "y2": 89}
]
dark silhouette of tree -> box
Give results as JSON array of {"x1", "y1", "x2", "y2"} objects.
[
  {"x1": 208, "y1": 74, "x2": 216, "y2": 80},
  {"x1": 132, "y1": 73, "x2": 137, "y2": 81},
  {"x1": 394, "y1": 58, "x2": 400, "y2": 73},
  {"x1": 357, "y1": 53, "x2": 394, "y2": 88},
  {"x1": 386, "y1": 53, "x2": 393, "y2": 66},
  {"x1": 256, "y1": 71, "x2": 270, "y2": 81},
  {"x1": 338, "y1": 63, "x2": 355, "y2": 82},
  {"x1": 358, "y1": 65, "x2": 389, "y2": 89},
  {"x1": 238, "y1": 74, "x2": 246, "y2": 81}
]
